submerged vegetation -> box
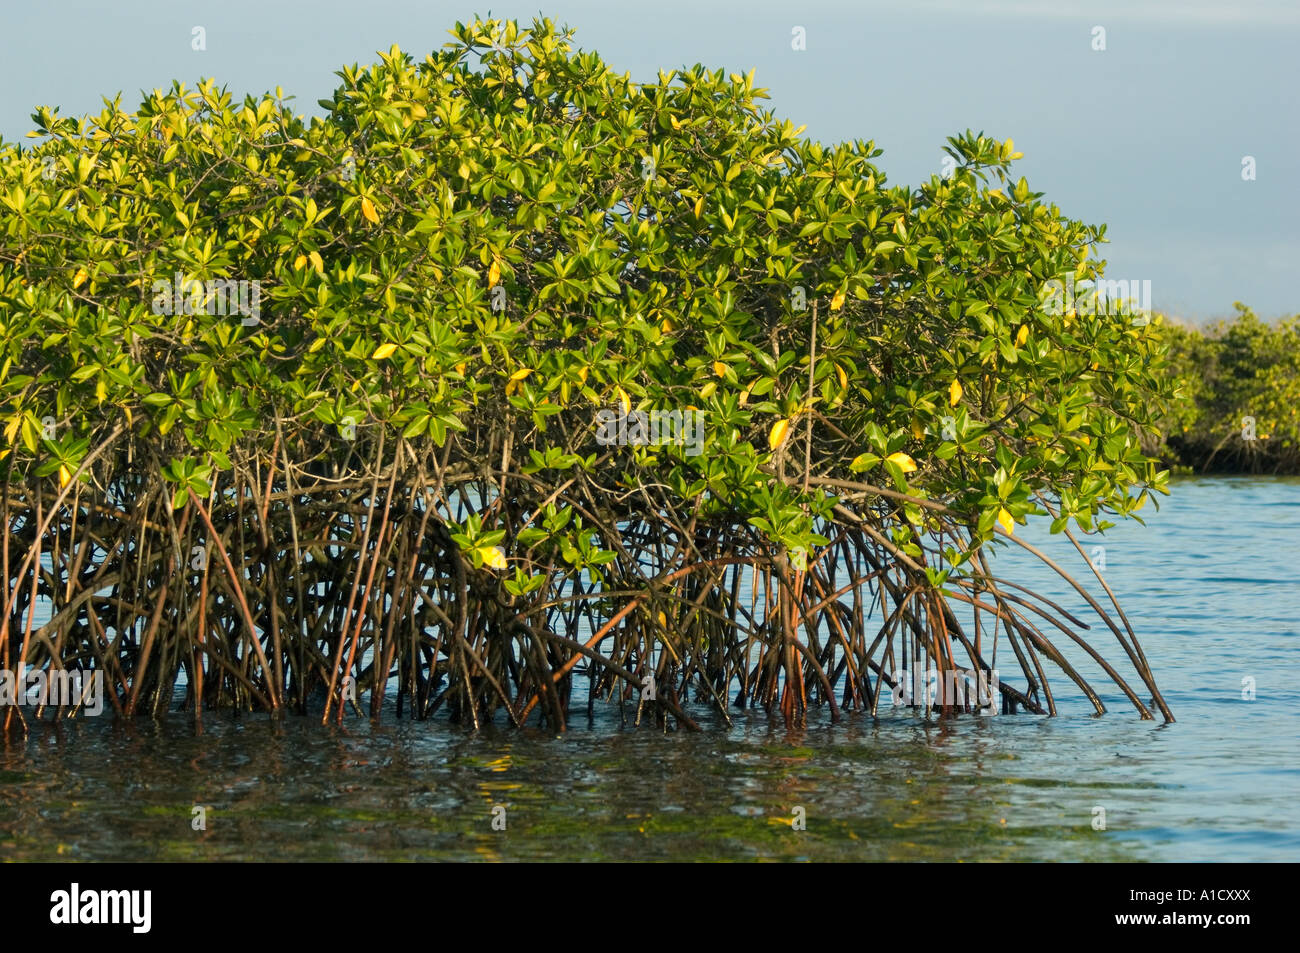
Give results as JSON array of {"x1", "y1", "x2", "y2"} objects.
[{"x1": 0, "y1": 17, "x2": 1179, "y2": 731}]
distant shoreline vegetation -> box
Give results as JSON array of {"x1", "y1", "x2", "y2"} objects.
[{"x1": 1153, "y1": 305, "x2": 1300, "y2": 475}]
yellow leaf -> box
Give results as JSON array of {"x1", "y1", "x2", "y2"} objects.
[
  {"x1": 996, "y1": 507, "x2": 1014, "y2": 534},
  {"x1": 949, "y1": 378, "x2": 963, "y2": 407},
  {"x1": 699, "y1": 381, "x2": 717, "y2": 399},
  {"x1": 769, "y1": 418, "x2": 791, "y2": 451},
  {"x1": 95, "y1": 378, "x2": 106, "y2": 405},
  {"x1": 712, "y1": 360, "x2": 727, "y2": 378},
  {"x1": 836, "y1": 364, "x2": 847, "y2": 390},
  {"x1": 308, "y1": 250, "x2": 324, "y2": 274},
  {"x1": 910, "y1": 420, "x2": 924, "y2": 440},
  {"x1": 615, "y1": 386, "x2": 631, "y2": 414},
  {"x1": 488, "y1": 260, "x2": 501, "y2": 287},
  {"x1": 693, "y1": 195, "x2": 704, "y2": 218},
  {"x1": 72, "y1": 268, "x2": 88, "y2": 289},
  {"x1": 506, "y1": 368, "x2": 532, "y2": 397},
  {"x1": 372, "y1": 342, "x2": 398, "y2": 360},
  {"x1": 1002, "y1": 138, "x2": 1014, "y2": 159},
  {"x1": 455, "y1": 362, "x2": 467, "y2": 375},
  {"x1": 886, "y1": 452, "x2": 917, "y2": 473},
  {"x1": 660, "y1": 316, "x2": 676, "y2": 333},
  {"x1": 481, "y1": 546, "x2": 507, "y2": 570},
  {"x1": 293, "y1": 254, "x2": 307, "y2": 271},
  {"x1": 830, "y1": 288, "x2": 845, "y2": 311},
  {"x1": 1015, "y1": 325, "x2": 1029, "y2": 347},
  {"x1": 739, "y1": 386, "x2": 750, "y2": 407},
  {"x1": 577, "y1": 366, "x2": 589, "y2": 384},
  {"x1": 58, "y1": 465, "x2": 71, "y2": 488},
  {"x1": 670, "y1": 114, "x2": 682, "y2": 131},
  {"x1": 361, "y1": 197, "x2": 379, "y2": 224},
  {"x1": 657, "y1": 611, "x2": 668, "y2": 627}
]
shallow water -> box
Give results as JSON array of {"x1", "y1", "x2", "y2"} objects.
[{"x1": 1, "y1": 476, "x2": 1297, "y2": 861}]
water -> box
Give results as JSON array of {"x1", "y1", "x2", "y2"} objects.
[{"x1": 2, "y1": 477, "x2": 1297, "y2": 861}]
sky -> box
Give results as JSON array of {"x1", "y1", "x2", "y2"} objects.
[{"x1": 2, "y1": 0, "x2": 1295, "y2": 323}]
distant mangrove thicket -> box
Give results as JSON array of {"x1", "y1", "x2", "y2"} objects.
[
  {"x1": 1155, "y1": 306, "x2": 1300, "y2": 475},
  {"x1": 0, "y1": 17, "x2": 1179, "y2": 730}
]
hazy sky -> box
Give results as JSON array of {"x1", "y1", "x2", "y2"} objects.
[{"x1": 2, "y1": 1, "x2": 1295, "y2": 322}]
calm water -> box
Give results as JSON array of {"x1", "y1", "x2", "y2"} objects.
[{"x1": 2, "y1": 477, "x2": 1297, "y2": 861}]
